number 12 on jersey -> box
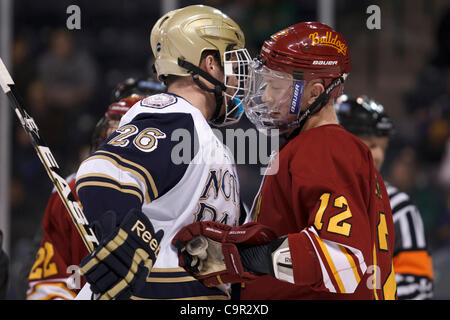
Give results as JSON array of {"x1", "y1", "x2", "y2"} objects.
[
  {"x1": 313, "y1": 193, "x2": 352, "y2": 237},
  {"x1": 313, "y1": 193, "x2": 389, "y2": 251}
]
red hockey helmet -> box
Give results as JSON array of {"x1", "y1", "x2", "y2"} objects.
[
  {"x1": 91, "y1": 95, "x2": 144, "y2": 151},
  {"x1": 104, "y1": 95, "x2": 142, "y2": 121},
  {"x1": 261, "y1": 21, "x2": 350, "y2": 95},
  {"x1": 244, "y1": 22, "x2": 351, "y2": 135}
]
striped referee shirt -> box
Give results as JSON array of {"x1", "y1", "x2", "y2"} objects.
[{"x1": 386, "y1": 182, "x2": 434, "y2": 300}]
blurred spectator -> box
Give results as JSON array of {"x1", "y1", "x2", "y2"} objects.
[
  {"x1": 25, "y1": 81, "x2": 47, "y2": 117},
  {"x1": 388, "y1": 147, "x2": 418, "y2": 193},
  {"x1": 437, "y1": 138, "x2": 450, "y2": 247},
  {"x1": 37, "y1": 28, "x2": 99, "y2": 171},
  {"x1": 387, "y1": 146, "x2": 447, "y2": 248},
  {"x1": 12, "y1": 35, "x2": 37, "y2": 96},
  {"x1": 233, "y1": 0, "x2": 302, "y2": 54},
  {"x1": 404, "y1": 7, "x2": 450, "y2": 164},
  {"x1": 0, "y1": 230, "x2": 8, "y2": 300},
  {"x1": 10, "y1": 124, "x2": 50, "y2": 256},
  {"x1": 440, "y1": 138, "x2": 450, "y2": 188},
  {"x1": 431, "y1": 136, "x2": 450, "y2": 299},
  {"x1": 38, "y1": 28, "x2": 98, "y2": 110},
  {"x1": 387, "y1": 6, "x2": 450, "y2": 255}
]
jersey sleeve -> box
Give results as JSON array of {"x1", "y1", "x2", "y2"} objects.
[
  {"x1": 27, "y1": 179, "x2": 88, "y2": 300},
  {"x1": 75, "y1": 111, "x2": 197, "y2": 223},
  {"x1": 387, "y1": 184, "x2": 434, "y2": 299},
  {"x1": 286, "y1": 172, "x2": 373, "y2": 294}
]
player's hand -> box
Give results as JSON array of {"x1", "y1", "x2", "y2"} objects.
[
  {"x1": 172, "y1": 221, "x2": 277, "y2": 287},
  {"x1": 79, "y1": 209, "x2": 164, "y2": 300}
]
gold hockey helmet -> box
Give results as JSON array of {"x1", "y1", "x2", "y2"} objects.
[
  {"x1": 150, "y1": 5, "x2": 251, "y2": 127},
  {"x1": 150, "y1": 4, "x2": 245, "y2": 79}
]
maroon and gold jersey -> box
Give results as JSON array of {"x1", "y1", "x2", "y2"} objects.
[
  {"x1": 241, "y1": 124, "x2": 396, "y2": 299},
  {"x1": 26, "y1": 177, "x2": 88, "y2": 300}
]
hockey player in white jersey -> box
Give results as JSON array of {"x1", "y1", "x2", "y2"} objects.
[
  {"x1": 75, "y1": 5, "x2": 251, "y2": 300},
  {"x1": 335, "y1": 95, "x2": 434, "y2": 299}
]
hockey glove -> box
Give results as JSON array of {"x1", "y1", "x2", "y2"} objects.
[
  {"x1": 172, "y1": 221, "x2": 278, "y2": 287},
  {"x1": 238, "y1": 235, "x2": 294, "y2": 283},
  {"x1": 79, "y1": 209, "x2": 164, "y2": 300}
]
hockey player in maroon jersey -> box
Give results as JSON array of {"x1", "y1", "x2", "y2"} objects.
[
  {"x1": 173, "y1": 22, "x2": 397, "y2": 299},
  {"x1": 26, "y1": 79, "x2": 164, "y2": 299},
  {"x1": 335, "y1": 95, "x2": 433, "y2": 299}
]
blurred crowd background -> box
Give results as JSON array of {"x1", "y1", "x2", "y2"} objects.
[{"x1": 2, "y1": 0, "x2": 450, "y2": 298}]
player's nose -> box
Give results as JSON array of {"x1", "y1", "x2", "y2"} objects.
[{"x1": 261, "y1": 88, "x2": 273, "y2": 104}]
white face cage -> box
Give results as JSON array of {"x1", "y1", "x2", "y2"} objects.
[
  {"x1": 244, "y1": 61, "x2": 306, "y2": 135},
  {"x1": 219, "y1": 48, "x2": 253, "y2": 127}
]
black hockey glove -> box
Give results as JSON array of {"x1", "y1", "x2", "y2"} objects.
[
  {"x1": 238, "y1": 236, "x2": 292, "y2": 277},
  {"x1": 79, "y1": 209, "x2": 164, "y2": 300}
]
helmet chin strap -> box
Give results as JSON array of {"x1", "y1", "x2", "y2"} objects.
[
  {"x1": 177, "y1": 58, "x2": 226, "y2": 125},
  {"x1": 286, "y1": 73, "x2": 348, "y2": 140}
]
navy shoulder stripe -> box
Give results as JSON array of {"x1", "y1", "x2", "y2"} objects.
[{"x1": 76, "y1": 182, "x2": 143, "y2": 221}]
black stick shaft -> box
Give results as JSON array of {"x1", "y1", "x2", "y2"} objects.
[{"x1": 0, "y1": 58, "x2": 98, "y2": 253}]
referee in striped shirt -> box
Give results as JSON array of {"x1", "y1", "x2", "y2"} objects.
[{"x1": 335, "y1": 95, "x2": 434, "y2": 300}]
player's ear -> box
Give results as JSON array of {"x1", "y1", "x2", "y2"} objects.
[
  {"x1": 199, "y1": 54, "x2": 216, "y2": 75},
  {"x1": 307, "y1": 80, "x2": 325, "y2": 105}
]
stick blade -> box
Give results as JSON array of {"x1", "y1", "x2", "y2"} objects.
[{"x1": 0, "y1": 58, "x2": 15, "y2": 93}]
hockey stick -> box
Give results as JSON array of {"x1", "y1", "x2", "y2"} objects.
[{"x1": 0, "y1": 57, "x2": 98, "y2": 253}]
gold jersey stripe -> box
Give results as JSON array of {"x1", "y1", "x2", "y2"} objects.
[
  {"x1": 82, "y1": 154, "x2": 153, "y2": 203},
  {"x1": 146, "y1": 276, "x2": 197, "y2": 283},
  {"x1": 313, "y1": 234, "x2": 346, "y2": 293},
  {"x1": 151, "y1": 267, "x2": 186, "y2": 273},
  {"x1": 76, "y1": 180, "x2": 143, "y2": 204},
  {"x1": 338, "y1": 245, "x2": 361, "y2": 284},
  {"x1": 97, "y1": 150, "x2": 158, "y2": 199},
  {"x1": 372, "y1": 245, "x2": 379, "y2": 300},
  {"x1": 146, "y1": 267, "x2": 198, "y2": 283}
]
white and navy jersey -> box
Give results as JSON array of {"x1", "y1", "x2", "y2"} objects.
[
  {"x1": 386, "y1": 182, "x2": 433, "y2": 300},
  {"x1": 76, "y1": 93, "x2": 240, "y2": 300}
]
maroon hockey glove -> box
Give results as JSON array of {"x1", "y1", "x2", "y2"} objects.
[{"x1": 172, "y1": 221, "x2": 277, "y2": 287}]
